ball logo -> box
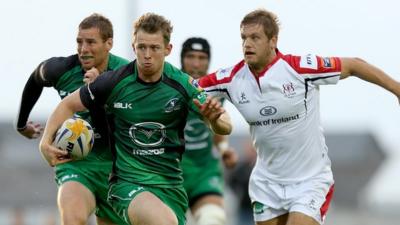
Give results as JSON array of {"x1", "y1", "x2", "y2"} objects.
[
  {"x1": 259, "y1": 106, "x2": 277, "y2": 116},
  {"x1": 54, "y1": 118, "x2": 94, "y2": 160},
  {"x1": 129, "y1": 122, "x2": 166, "y2": 147},
  {"x1": 65, "y1": 119, "x2": 90, "y2": 142},
  {"x1": 64, "y1": 119, "x2": 92, "y2": 153}
]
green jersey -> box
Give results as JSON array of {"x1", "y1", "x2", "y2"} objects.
[
  {"x1": 80, "y1": 61, "x2": 206, "y2": 187},
  {"x1": 23, "y1": 54, "x2": 128, "y2": 161},
  {"x1": 16, "y1": 53, "x2": 130, "y2": 224},
  {"x1": 182, "y1": 99, "x2": 225, "y2": 168},
  {"x1": 182, "y1": 111, "x2": 215, "y2": 166},
  {"x1": 181, "y1": 102, "x2": 225, "y2": 204},
  {"x1": 53, "y1": 54, "x2": 129, "y2": 160}
]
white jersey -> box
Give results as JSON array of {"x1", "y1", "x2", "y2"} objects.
[{"x1": 199, "y1": 50, "x2": 342, "y2": 184}]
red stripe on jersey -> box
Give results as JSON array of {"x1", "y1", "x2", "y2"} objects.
[
  {"x1": 258, "y1": 50, "x2": 285, "y2": 78},
  {"x1": 198, "y1": 72, "x2": 218, "y2": 88},
  {"x1": 199, "y1": 60, "x2": 245, "y2": 88},
  {"x1": 282, "y1": 54, "x2": 341, "y2": 75},
  {"x1": 320, "y1": 184, "x2": 334, "y2": 222}
]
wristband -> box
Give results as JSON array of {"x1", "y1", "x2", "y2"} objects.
[
  {"x1": 217, "y1": 141, "x2": 229, "y2": 154},
  {"x1": 17, "y1": 125, "x2": 27, "y2": 131}
]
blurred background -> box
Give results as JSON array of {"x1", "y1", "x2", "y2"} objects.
[{"x1": 0, "y1": 0, "x2": 399, "y2": 224}]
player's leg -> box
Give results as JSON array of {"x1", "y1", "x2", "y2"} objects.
[
  {"x1": 96, "y1": 202, "x2": 128, "y2": 225},
  {"x1": 58, "y1": 181, "x2": 96, "y2": 225},
  {"x1": 55, "y1": 160, "x2": 126, "y2": 225},
  {"x1": 255, "y1": 213, "x2": 288, "y2": 225},
  {"x1": 184, "y1": 158, "x2": 225, "y2": 225},
  {"x1": 128, "y1": 191, "x2": 178, "y2": 225},
  {"x1": 92, "y1": 162, "x2": 130, "y2": 225},
  {"x1": 191, "y1": 195, "x2": 225, "y2": 225},
  {"x1": 249, "y1": 180, "x2": 288, "y2": 225},
  {"x1": 286, "y1": 212, "x2": 319, "y2": 225},
  {"x1": 109, "y1": 181, "x2": 188, "y2": 225},
  {"x1": 285, "y1": 175, "x2": 335, "y2": 225},
  {"x1": 97, "y1": 216, "x2": 120, "y2": 225}
]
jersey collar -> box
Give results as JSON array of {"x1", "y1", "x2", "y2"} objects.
[{"x1": 256, "y1": 48, "x2": 283, "y2": 78}]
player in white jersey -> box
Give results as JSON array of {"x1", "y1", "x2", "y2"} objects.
[{"x1": 198, "y1": 9, "x2": 400, "y2": 225}]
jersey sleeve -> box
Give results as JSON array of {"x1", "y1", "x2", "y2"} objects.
[
  {"x1": 198, "y1": 61, "x2": 245, "y2": 101},
  {"x1": 283, "y1": 54, "x2": 342, "y2": 85},
  {"x1": 184, "y1": 77, "x2": 207, "y2": 115},
  {"x1": 79, "y1": 70, "x2": 118, "y2": 111},
  {"x1": 16, "y1": 57, "x2": 71, "y2": 130},
  {"x1": 16, "y1": 64, "x2": 46, "y2": 130},
  {"x1": 36, "y1": 56, "x2": 79, "y2": 87}
]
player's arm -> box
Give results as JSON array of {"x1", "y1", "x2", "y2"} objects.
[
  {"x1": 16, "y1": 62, "x2": 50, "y2": 139},
  {"x1": 39, "y1": 90, "x2": 86, "y2": 166},
  {"x1": 39, "y1": 69, "x2": 119, "y2": 166},
  {"x1": 17, "y1": 57, "x2": 70, "y2": 139},
  {"x1": 214, "y1": 134, "x2": 238, "y2": 169},
  {"x1": 17, "y1": 72, "x2": 45, "y2": 138},
  {"x1": 194, "y1": 95, "x2": 232, "y2": 135},
  {"x1": 340, "y1": 57, "x2": 400, "y2": 102}
]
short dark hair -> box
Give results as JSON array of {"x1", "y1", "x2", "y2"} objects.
[
  {"x1": 79, "y1": 13, "x2": 113, "y2": 41},
  {"x1": 133, "y1": 13, "x2": 173, "y2": 45},
  {"x1": 241, "y1": 9, "x2": 280, "y2": 39}
]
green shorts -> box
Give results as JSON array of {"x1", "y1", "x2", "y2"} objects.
[
  {"x1": 182, "y1": 159, "x2": 224, "y2": 206},
  {"x1": 55, "y1": 159, "x2": 127, "y2": 225},
  {"x1": 108, "y1": 180, "x2": 188, "y2": 225}
]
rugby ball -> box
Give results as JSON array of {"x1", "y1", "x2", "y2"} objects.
[{"x1": 54, "y1": 117, "x2": 94, "y2": 160}]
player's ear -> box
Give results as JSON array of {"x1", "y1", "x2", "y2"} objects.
[
  {"x1": 165, "y1": 43, "x2": 172, "y2": 56},
  {"x1": 132, "y1": 43, "x2": 136, "y2": 55},
  {"x1": 106, "y1": 38, "x2": 113, "y2": 51},
  {"x1": 270, "y1": 36, "x2": 278, "y2": 50}
]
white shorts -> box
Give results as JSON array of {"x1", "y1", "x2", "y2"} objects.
[{"x1": 249, "y1": 172, "x2": 334, "y2": 224}]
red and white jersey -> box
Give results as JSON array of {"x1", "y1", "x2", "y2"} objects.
[{"x1": 199, "y1": 50, "x2": 342, "y2": 184}]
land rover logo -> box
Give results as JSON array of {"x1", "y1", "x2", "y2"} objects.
[
  {"x1": 129, "y1": 122, "x2": 166, "y2": 147},
  {"x1": 259, "y1": 106, "x2": 277, "y2": 116}
]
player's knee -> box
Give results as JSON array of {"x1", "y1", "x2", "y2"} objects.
[
  {"x1": 194, "y1": 204, "x2": 226, "y2": 225},
  {"x1": 61, "y1": 212, "x2": 88, "y2": 225},
  {"x1": 158, "y1": 208, "x2": 178, "y2": 225},
  {"x1": 164, "y1": 214, "x2": 178, "y2": 225}
]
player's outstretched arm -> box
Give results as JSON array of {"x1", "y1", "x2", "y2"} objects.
[
  {"x1": 340, "y1": 57, "x2": 400, "y2": 103},
  {"x1": 39, "y1": 90, "x2": 86, "y2": 167},
  {"x1": 16, "y1": 66, "x2": 47, "y2": 139},
  {"x1": 194, "y1": 96, "x2": 232, "y2": 135}
]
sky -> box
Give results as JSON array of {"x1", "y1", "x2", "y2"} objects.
[
  {"x1": 1, "y1": 0, "x2": 400, "y2": 149},
  {"x1": 0, "y1": 0, "x2": 399, "y2": 208}
]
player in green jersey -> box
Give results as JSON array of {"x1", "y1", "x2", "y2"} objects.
[
  {"x1": 16, "y1": 13, "x2": 129, "y2": 225},
  {"x1": 38, "y1": 13, "x2": 232, "y2": 225},
  {"x1": 180, "y1": 37, "x2": 238, "y2": 225}
]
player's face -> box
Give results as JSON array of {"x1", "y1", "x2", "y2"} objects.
[
  {"x1": 241, "y1": 23, "x2": 277, "y2": 73},
  {"x1": 133, "y1": 30, "x2": 172, "y2": 81},
  {"x1": 77, "y1": 27, "x2": 112, "y2": 71},
  {"x1": 182, "y1": 51, "x2": 209, "y2": 79}
]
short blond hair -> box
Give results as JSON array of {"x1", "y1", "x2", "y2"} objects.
[
  {"x1": 133, "y1": 13, "x2": 173, "y2": 45},
  {"x1": 241, "y1": 9, "x2": 280, "y2": 39}
]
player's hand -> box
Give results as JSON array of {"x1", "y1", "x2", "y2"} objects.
[
  {"x1": 18, "y1": 121, "x2": 44, "y2": 139},
  {"x1": 39, "y1": 142, "x2": 72, "y2": 167},
  {"x1": 83, "y1": 67, "x2": 100, "y2": 84},
  {"x1": 194, "y1": 96, "x2": 225, "y2": 122},
  {"x1": 221, "y1": 148, "x2": 238, "y2": 169}
]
